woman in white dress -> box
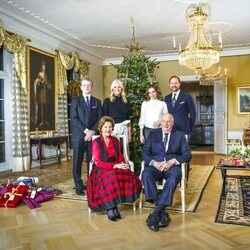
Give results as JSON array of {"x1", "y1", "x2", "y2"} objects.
[{"x1": 139, "y1": 85, "x2": 168, "y2": 144}]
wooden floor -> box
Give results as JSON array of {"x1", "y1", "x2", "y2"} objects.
[{"x1": 1, "y1": 154, "x2": 250, "y2": 250}]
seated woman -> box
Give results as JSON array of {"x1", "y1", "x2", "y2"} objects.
[{"x1": 87, "y1": 116, "x2": 142, "y2": 221}]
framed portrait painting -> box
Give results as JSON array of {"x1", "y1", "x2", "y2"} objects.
[
  {"x1": 237, "y1": 85, "x2": 250, "y2": 115},
  {"x1": 27, "y1": 46, "x2": 57, "y2": 132}
]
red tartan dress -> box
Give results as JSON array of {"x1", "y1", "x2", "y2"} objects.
[{"x1": 87, "y1": 135, "x2": 142, "y2": 212}]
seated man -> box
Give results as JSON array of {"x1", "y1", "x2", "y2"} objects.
[{"x1": 141, "y1": 113, "x2": 191, "y2": 232}]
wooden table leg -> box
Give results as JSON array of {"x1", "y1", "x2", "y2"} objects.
[
  {"x1": 57, "y1": 145, "x2": 61, "y2": 164},
  {"x1": 66, "y1": 139, "x2": 69, "y2": 161},
  {"x1": 221, "y1": 169, "x2": 227, "y2": 198},
  {"x1": 39, "y1": 141, "x2": 42, "y2": 169},
  {"x1": 30, "y1": 143, "x2": 33, "y2": 167}
]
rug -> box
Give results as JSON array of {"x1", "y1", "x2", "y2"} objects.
[
  {"x1": 0, "y1": 168, "x2": 71, "y2": 186},
  {"x1": 141, "y1": 165, "x2": 214, "y2": 212},
  {"x1": 53, "y1": 174, "x2": 88, "y2": 201},
  {"x1": 215, "y1": 176, "x2": 250, "y2": 226},
  {"x1": 53, "y1": 165, "x2": 214, "y2": 212}
]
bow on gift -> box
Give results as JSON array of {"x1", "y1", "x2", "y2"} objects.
[{"x1": 4, "y1": 185, "x2": 24, "y2": 207}]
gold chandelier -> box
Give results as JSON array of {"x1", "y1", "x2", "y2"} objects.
[
  {"x1": 179, "y1": 2, "x2": 220, "y2": 71},
  {"x1": 199, "y1": 67, "x2": 227, "y2": 86}
]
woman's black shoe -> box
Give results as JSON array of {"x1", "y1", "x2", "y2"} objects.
[
  {"x1": 114, "y1": 207, "x2": 122, "y2": 219},
  {"x1": 107, "y1": 209, "x2": 117, "y2": 221}
]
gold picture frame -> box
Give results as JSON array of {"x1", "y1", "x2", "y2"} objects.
[
  {"x1": 237, "y1": 85, "x2": 250, "y2": 114},
  {"x1": 27, "y1": 46, "x2": 57, "y2": 132}
]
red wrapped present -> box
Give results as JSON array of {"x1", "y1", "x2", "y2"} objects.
[{"x1": 0, "y1": 184, "x2": 28, "y2": 208}]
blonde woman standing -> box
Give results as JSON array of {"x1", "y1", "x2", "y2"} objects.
[
  {"x1": 103, "y1": 79, "x2": 131, "y2": 142},
  {"x1": 139, "y1": 85, "x2": 168, "y2": 144}
]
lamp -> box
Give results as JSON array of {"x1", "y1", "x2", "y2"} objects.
[{"x1": 179, "y1": 2, "x2": 220, "y2": 71}]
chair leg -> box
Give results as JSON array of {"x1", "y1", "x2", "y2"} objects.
[
  {"x1": 186, "y1": 162, "x2": 190, "y2": 181},
  {"x1": 180, "y1": 163, "x2": 186, "y2": 213},
  {"x1": 181, "y1": 190, "x2": 185, "y2": 213},
  {"x1": 133, "y1": 201, "x2": 136, "y2": 211},
  {"x1": 139, "y1": 190, "x2": 143, "y2": 210}
]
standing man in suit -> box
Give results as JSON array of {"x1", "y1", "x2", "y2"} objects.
[
  {"x1": 70, "y1": 78, "x2": 102, "y2": 195},
  {"x1": 165, "y1": 75, "x2": 196, "y2": 139},
  {"x1": 142, "y1": 113, "x2": 191, "y2": 232}
]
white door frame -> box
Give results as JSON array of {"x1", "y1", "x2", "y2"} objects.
[
  {"x1": 180, "y1": 75, "x2": 227, "y2": 153},
  {"x1": 214, "y1": 78, "x2": 227, "y2": 154}
]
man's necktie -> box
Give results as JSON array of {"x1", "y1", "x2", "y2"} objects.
[
  {"x1": 172, "y1": 94, "x2": 176, "y2": 107},
  {"x1": 163, "y1": 133, "x2": 169, "y2": 149},
  {"x1": 86, "y1": 96, "x2": 90, "y2": 111}
]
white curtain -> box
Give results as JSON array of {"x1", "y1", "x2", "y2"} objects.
[{"x1": 12, "y1": 61, "x2": 30, "y2": 171}]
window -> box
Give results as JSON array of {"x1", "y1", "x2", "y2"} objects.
[
  {"x1": 0, "y1": 79, "x2": 5, "y2": 163},
  {"x1": 0, "y1": 48, "x2": 13, "y2": 171},
  {"x1": 0, "y1": 47, "x2": 3, "y2": 70}
]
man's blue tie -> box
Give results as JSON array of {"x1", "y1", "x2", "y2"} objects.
[
  {"x1": 172, "y1": 94, "x2": 176, "y2": 107},
  {"x1": 164, "y1": 133, "x2": 169, "y2": 149},
  {"x1": 86, "y1": 96, "x2": 90, "y2": 111}
]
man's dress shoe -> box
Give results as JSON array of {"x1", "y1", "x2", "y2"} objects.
[
  {"x1": 146, "y1": 213, "x2": 159, "y2": 232},
  {"x1": 75, "y1": 189, "x2": 85, "y2": 196},
  {"x1": 158, "y1": 210, "x2": 171, "y2": 227}
]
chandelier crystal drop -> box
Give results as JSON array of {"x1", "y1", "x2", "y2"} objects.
[{"x1": 179, "y1": 2, "x2": 220, "y2": 71}]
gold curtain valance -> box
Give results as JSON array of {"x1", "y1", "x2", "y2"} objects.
[
  {"x1": 57, "y1": 50, "x2": 89, "y2": 95},
  {"x1": 0, "y1": 20, "x2": 29, "y2": 90}
]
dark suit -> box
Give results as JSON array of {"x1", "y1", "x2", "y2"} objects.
[
  {"x1": 142, "y1": 128, "x2": 191, "y2": 206},
  {"x1": 165, "y1": 91, "x2": 196, "y2": 136},
  {"x1": 70, "y1": 95, "x2": 102, "y2": 190}
]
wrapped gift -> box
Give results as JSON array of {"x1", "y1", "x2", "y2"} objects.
[
  {"x1": 0, "y1": 185, "x2": 8, "y2": 196},
  {"x1": 0, "y1": 184, "x2": 28, "y2": 208},
  {"x1": 14, "y1": 176, "x2": 39, "y2": 185},
  {"x1": 22, "y1": 189, "x2": 53, "y2": 209}
]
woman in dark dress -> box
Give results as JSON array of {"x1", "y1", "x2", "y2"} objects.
[
  {"x1": 87, "y1": 116, "x2": 142, "y2": 221},
  {"x1": 103, "y1": 79, "x2": 131, "y2": 143}
]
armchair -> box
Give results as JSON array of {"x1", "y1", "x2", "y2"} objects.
[{"x1": 139, "y1": 161, "x2": 187, "y2": 213}]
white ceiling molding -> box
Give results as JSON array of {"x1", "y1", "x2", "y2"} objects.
[{"x1": 1, "y1": 0, "x2": 250, "y2": 66}]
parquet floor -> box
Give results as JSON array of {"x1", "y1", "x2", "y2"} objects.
[{"x1": 1, "y1": 154, "x2": 250, "y2": 250}]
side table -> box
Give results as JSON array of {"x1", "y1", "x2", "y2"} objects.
[
  {"x1": 216, "y1": 163, "x2": 250, "y2": 198},
  {"x1": 30, "y1": 135, "x2": 69, "y2": 168}
]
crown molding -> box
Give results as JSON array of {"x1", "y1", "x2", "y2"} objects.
[{"x1": 0, "y1": 9, "x2": 104, "y2": 65}]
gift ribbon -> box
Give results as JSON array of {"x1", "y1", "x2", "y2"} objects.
[{"x1": 4, "y1": 185, "x2": 24, "y2": 207}]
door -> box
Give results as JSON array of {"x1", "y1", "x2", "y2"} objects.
[{"x1": 214, "y1": 78, "x2": 227, "y2": 154}]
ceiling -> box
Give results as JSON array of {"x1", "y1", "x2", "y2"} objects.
[{"x1": 1, "y1": 0, "x2": 250, "y2": 61}]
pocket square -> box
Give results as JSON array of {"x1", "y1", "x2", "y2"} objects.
[
  {"x1": 91, "y1": 106, "x2": 97, "y2": 108},
  {"x1": 180, "y1": 101, "x2": 185, "y2": 104}
]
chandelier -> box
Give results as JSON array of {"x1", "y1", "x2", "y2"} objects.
[
  {"x1": 179, "y1": 2, "x2": 220, "y2": 71},
  {"x1": 199, "y1": 67, "x2": 227, "y2": 86}
]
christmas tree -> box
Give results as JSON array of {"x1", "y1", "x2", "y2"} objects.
[{"x1": 113, "y1": 21, "x2": 161, "y2": 172}]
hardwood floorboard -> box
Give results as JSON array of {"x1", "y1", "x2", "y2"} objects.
[{"x1": 1, "y1": 154, "x2": 250, "y2": 249}]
